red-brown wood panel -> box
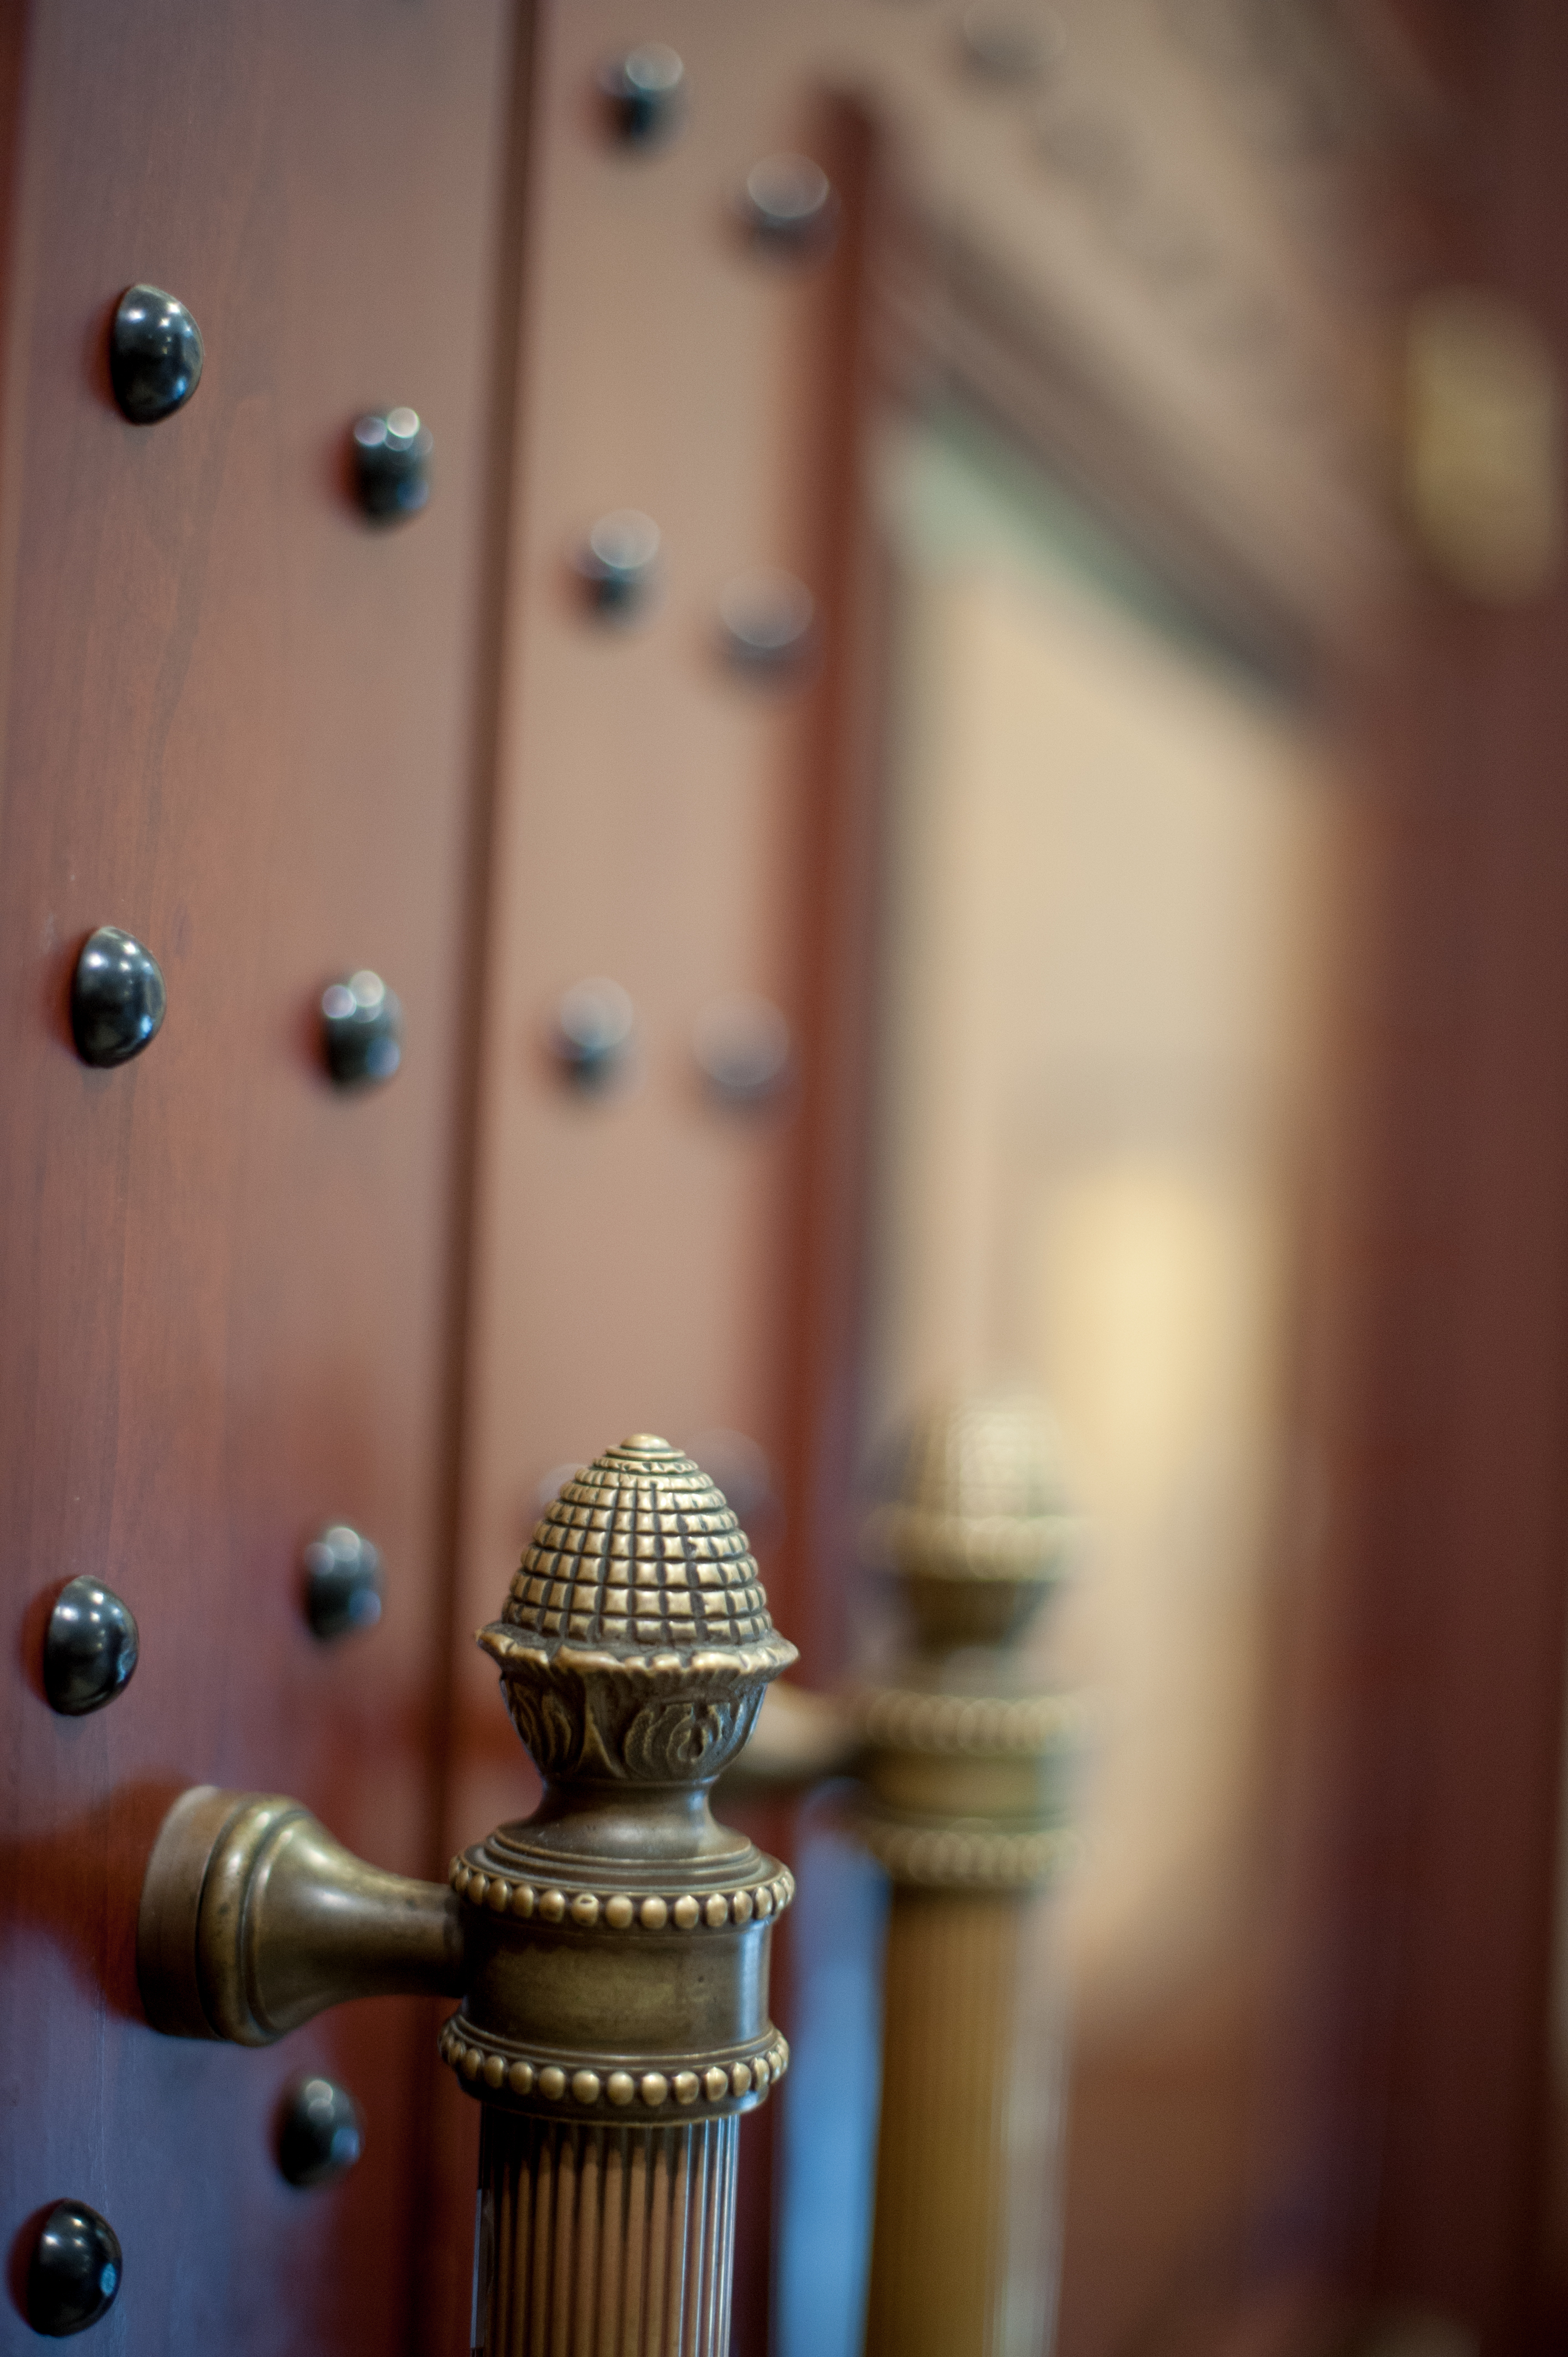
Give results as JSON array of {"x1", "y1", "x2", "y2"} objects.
[
  {"x1": 1250, "y1": 9, "x2": 1568, "y2": 2350},
  {"x1": 0, "y1": 5, "x2": 521, "y2": 2350}
]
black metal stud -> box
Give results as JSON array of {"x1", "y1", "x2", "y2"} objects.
[
  {"x1": 320, "y1": 970, "x2": 402, "y2": 1088},
  {"x1": 351, "y1": 408, "x2": 432, "y2": 523},
  {"x1": 597, "y1": 43, "x2": 686, "y2": 145},
  {"x1": 717, "y1": 569, "x2": 817, "y2": 680},
  {"x1": 278, "y1": 2077, "x2": 364, "y2": 2188},
  {"x1": 70, "y1": 928, "x2": 166, "y2": 1069},
  {"x1": 691, "y1": 994, "x2": 791, "y2": 1110},
  {"x1": 551, "y1": 978, "x2": 635, "y2": 1091},
  {"x1": 572, "y1": 510, "x2": 661, "y2": 619},
  {"x1": 43, "y1": 1578, "x2": 139, "y2": 1717},
  {"x1": 25, "y1": 2201, "x2": 123, "y2": 2337},
  {"x1": 109, "y1": 284, "x2": 203, "y2": 425},
  {"x1": 302, "y1": 1525, "x2": 383, "y2": 1641},
  {"x1": 958, "y1": 3, "x2": 1066, "y2": 81},
  {"x1": 737, "y1": 155, "x2": 838, "y2": 263}
]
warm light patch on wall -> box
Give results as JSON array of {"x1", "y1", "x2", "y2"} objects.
[{"x1": 1035, "y1": 1152, "x2": 1287, "y2": 2024}]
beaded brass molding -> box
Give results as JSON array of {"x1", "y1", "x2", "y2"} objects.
[
  {"x1": 850, "y1": 1812, "x2": 1077, "y2": 1890},
  {"x1": 438, "y1": 2020, "x2": 790, "y2": 2113},
  {"x1": 854, "y1": 1682, "x2": 1082, "y2": 1757},
  {"x1": 449, "y1": 1855, "x2": 795, "y2": 1928},
  {"x1": 137, "y1": 1435, "x2": 795, "y2": 2357}
]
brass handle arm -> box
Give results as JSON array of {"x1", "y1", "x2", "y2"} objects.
[{"x1": 137, "y1": 1784, "x2": 466, "y2": 2045}]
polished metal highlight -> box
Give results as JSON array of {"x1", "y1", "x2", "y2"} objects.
[
  {"x1": 572, "y1": 510, "x2": 661, "y2": 618},
  {"x1": 716, "y1": 568, "x2": 817, "y2": 680},
  {"x1": 25, "y1": 2201, "x2": 122, "y2": 2338},
  {"x1": 278, "y1": 2075, "x2": 365, "y2": 2187},
  {"x1": 302, "y1": 1524, "x2": 383, "y2": 1640},
  {"x1": 43, "y1": 1577, "x2": 139, "y2": 1716},
  {"x1": 352, "y1": 408, "x2": 432, "y2": 523},
  {"x1": 70, "y1": 927, "x2": 166, "y2": 1068},
  {"x1": 550, "y1": 976, "x2": 635, "y2": 1090},
  {"x1": 737, "y1": 155, "x2": 838, "y2": 261},
  {"x1": 109, "y1": 284, "x2": 203, "y2": 424},
  {"x1": 320, "y1": 969, "x2": 401, "y2": 1087},
  {"x1": 597, "y1": 43, "x2": 685, "y2": 145},
  {"x1": 137, "y1": 1436, "x2": 796, "y2": 2355},
  {"x1": 851, "y1": 1393, "x2": 1078, "y2": 2357},
  {"x1": 691, "y1": 994, "x2": 791, "y2": 1110}
]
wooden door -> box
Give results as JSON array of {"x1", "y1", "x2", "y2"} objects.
[{"x1": 0, "y1": 4, "x2": 527, "y2": 2349}]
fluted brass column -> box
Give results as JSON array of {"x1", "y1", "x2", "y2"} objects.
[
  {"x1": 849, "y1": 1396, "x2": 1078, "y2": 2357},
  {"x1": 138, "y1": 1436, "x2": 795, "y2": 2357}
]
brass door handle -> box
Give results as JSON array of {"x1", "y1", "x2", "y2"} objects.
[
  {"x1": 847, "y1": 1395, "x2": 1080, "y2": 2357},
  {"x1": 137, "y1": 1436, "x2": 796, "y2": 2356}
]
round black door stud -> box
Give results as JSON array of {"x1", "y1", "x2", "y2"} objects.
[
  {"x1": 278, "y1": 2077, "x2": 365, "y2": 2188},
  {"x1": 43, "y1": 1578, "x2": 139, "y2": 1716},
  {"x1": 25, "y1": 2201, "x2": 123, "y2": 2337},
  {"x1": 109, "y1": 285, "x2": 203, "y2": 424},
  {"x1": 302, "y1": 1525, "x2": 383, "y2": 1641},
  {"x1": 572, "y1": 510, "x2": 661, "y2": 620},
  {"x1": 320, "y1": 970, "x2": 402, "y2": 1088},
  {"x1": 737, "y1": 155, "x2": 838, "y2": 263},
  {"x1": 70, "y1": 928, "x2": 166, "y2": 1069},
  {"x1": 957, "y1": 4, "x2": 1066, "y2": 82},
  {"x1": 717, "y1": 569, "x2": 817, "y2": 680},
  {"x1": 597, "y1": 43, "x2": 685, "y2": 145},
  {"x1": 692, "y1": 994, "x2": 792, "y2": 1111},
  {"x1": 351, "y1": 408, "x2": 432, "y2": 523},
  {"x1": 550, "y1": 977, "x2": 635, "y2": 1091}
]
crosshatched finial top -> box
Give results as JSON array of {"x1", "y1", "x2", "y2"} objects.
[
  {"x1": 878, "y1": 1391, "x2": 1075, "y2": 1587},
  {"x1": 492, "y1": 1435, "x2": 787, "y2": 1667}
]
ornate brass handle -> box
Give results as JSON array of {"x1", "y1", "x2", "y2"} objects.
[
  {"x1": 137, "y1": 1436, "x2": 796, "y2": 2356},
  {"x1": 848, "y1": 1396, "x2": 1079, "y2": 2357}
]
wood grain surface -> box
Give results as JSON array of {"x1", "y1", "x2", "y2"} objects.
[{"x1": 0, "y1": 4, "x2": 518, "y2": 2349}]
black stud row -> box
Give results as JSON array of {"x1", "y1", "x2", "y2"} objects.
[
  {"x1": 69, "y1": 927, "x2": 403, "y2": 1088},
  {"x1": 24, "y1": 2080, "x2": 363, "y2": 2334},
  {"x1": 110, "y1": 287, "x2": 432, "y2": 525},
  {"x1": 550, "y1": 980, "x2": 791, "y2": 1109},
  {"x1": 43, "y1": 1519, "x2": 381, "y2": 1720}
]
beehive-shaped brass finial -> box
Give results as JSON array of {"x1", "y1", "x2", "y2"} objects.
[
  {"x1": 483, "y1": 1433, "x2": 791, "y2": 1668},
  {"x1": 443, "y1": 1438, "x2": 798, "y2": 2128},
  {"x1": 854, "y1": 1391, "x2": 1080, "y2": 2357},
  {"x1": 873, "y1": 1391, "x2": 1074, "y2": 1650},
  {"x1": 476, "y1": 1435, "x2": 796, "y2": 1843}
]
